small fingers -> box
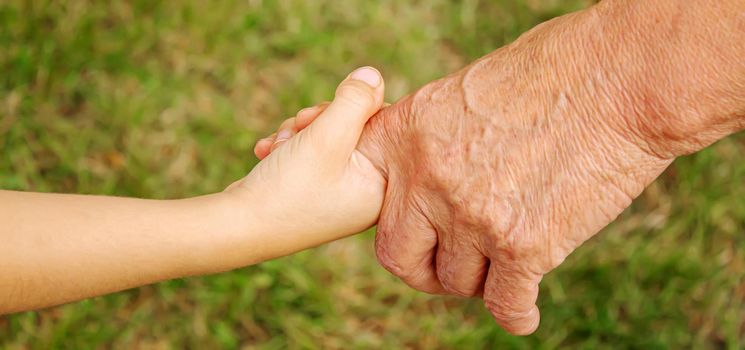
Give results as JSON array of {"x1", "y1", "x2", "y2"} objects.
[
  {"x1": 254, "y1": 133, "x2": 276, "y2": 160},
  {"x1": 254, "y1": 102, "x2": 331, "y2": 160},
  {"x1": 270, "y1": 127, "x2": 296, "y2": 152},
  {"x1": 295, "y1": 102, "x2": 329, "y2": 130},
  {"x1": 258, "y1": 117, "x2": 296, "y2": 156},
  {"x1": 276, "y1": 117, "x2": 297, "y2": 134}
]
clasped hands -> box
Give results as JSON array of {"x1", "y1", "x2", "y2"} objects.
[
  {"x1": 2, "y1": 1, "x2": 742, "y2": 326},
  {"x1": 248, "y1": 47, "x2": 664, "y2": 336},
  {"x1": 243, "y1": 1, "x2": 745, "y2": 335}
]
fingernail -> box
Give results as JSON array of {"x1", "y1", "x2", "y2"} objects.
[
  {"x1": 350, "y1": 66, "x2": 380, "y2": 87},
  {"x1": 275, "y1": 129, "x2": 292, "y2": 142},
  {"x1": 297, "y1": 107, "x2": 312, "y2": 115}
]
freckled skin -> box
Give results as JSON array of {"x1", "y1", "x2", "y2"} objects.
[{"x1": 358, "y1": 0, "x2": 745, "y2": 336}]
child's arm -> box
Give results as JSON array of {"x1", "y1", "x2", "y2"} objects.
[
  {"x1": 0, "y1": 67, "x2": 386, "y2": 314},
  {"x1": 0, "y1": 192, "x2": 253, "y2": 314}
]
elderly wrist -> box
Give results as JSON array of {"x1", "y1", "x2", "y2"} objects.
[{"x1": 585, "y1": 0, "x2": 745, "y2": 157}]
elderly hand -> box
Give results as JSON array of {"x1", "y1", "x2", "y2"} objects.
[{"x1": 358, "y1": 0, "x2": 745, "y2": 335}]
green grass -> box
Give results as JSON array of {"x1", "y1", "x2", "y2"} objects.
[{"x1": 1, "y1": 0, "x2": 744, "y2": 348}]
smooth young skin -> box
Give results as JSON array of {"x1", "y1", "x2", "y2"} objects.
[
  {"x1": 0, "y1": 67, "x2": 387, "y2": 315},
  {"x1": 352, "y1": 0, "x2": 745, "y2": 335}
]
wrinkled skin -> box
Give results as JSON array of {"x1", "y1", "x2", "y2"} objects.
[{"x1": 357, "y1": 2, "x2": 745, "y2": 335}]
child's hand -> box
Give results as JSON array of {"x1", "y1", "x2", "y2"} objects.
[
  {"x1": 252, "y1": 102, "x2": 329, "y2": 160},
  {"x1": 224, "y1": 67, "x2": 387, "y2": 260}
]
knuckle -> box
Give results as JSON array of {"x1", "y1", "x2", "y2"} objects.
[
  {"x1": 376, "y1": 239, "x2": 437, "y2": 293},
  {"x1": 483, "y1": 298, "x2": 510, "y2": 319},
  {"x1": 436, "y1": 263, "x2": 479, "y2": 297},
  {"x1": 484, "y1": 297, "x2": 531, "y2": 322},
  {"x1": 483, "y1": 271, "x2": 540, "y2": 320},
  {"x1": 544, "y1": 244, "x2": 570, "y2": 271},
  {"x1": 400, "y1": 268, "x2": 427, "y2": 284},
  {"x1": 440, "y1": 279, "x2": 477, "y2": 297},
  {"x1": 279, "y1": 117, "x2": 295, "y2": 129},
  {"x1": 374, "y1": 239, "x2": 403, "y2": 275},
  {"x1": 402, "y1": 275, "x2": 435, "y2": 293}
]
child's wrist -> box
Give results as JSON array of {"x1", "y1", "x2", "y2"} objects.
[{"x1": 170, "y1": 192, "x2": 266, "y2": 274}]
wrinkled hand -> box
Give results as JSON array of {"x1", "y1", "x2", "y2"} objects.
[{"x1": 357, "y1": 11, "x2": 678, "y2": 335}]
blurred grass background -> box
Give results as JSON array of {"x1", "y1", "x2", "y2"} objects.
[{"x1": 1, "y1": 0, "x2": 744, "y2": 348}]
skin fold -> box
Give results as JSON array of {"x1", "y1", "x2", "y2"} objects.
[{"x1": 357, "y1": 0, "x2": 745, "y2": 335}]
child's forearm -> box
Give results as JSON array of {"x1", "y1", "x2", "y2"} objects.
[{"x1": 0, "y1": 190, "x2": 258, "y2": 314}]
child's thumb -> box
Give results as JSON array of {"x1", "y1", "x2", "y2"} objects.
[{"x1": 305, "y1": 67, "x2": 384, "y2": 155}]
